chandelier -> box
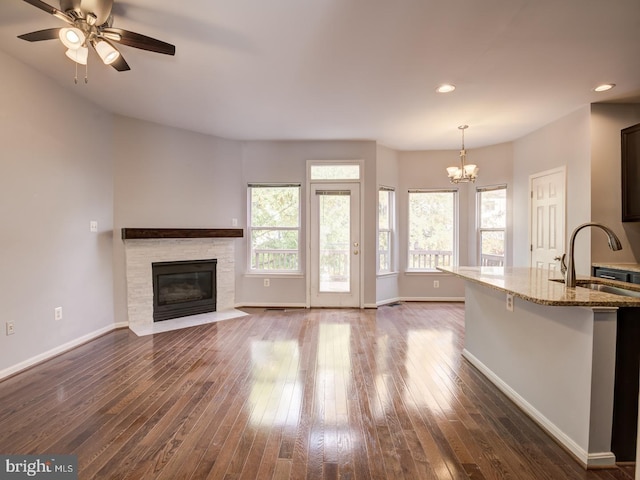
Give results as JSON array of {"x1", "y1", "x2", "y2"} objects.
[{"x1": 446, "y1": 125, "x2": 478, "y2": 183}]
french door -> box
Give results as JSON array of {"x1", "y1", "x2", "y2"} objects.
[{"x1": 309, "y1": 183, "x2": 361, "y2": 307}]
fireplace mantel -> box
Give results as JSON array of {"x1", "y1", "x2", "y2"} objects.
[{"x1": 122, "y1": 228, "x2": 243, "y2": 240}]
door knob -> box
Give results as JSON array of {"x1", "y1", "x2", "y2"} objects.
[
  {"x1": 353, "y1": 250, "x2": 359, "y2": 255},
  {"x1": 353, "y1": 242, "x2": 359, "y2": 247}
]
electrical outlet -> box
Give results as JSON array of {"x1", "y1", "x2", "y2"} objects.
[
  {"x1": 264, "y1": 278, "x2": 270, "y2": 287},
  {"x1": 433, "y1": 280, "x2": 440, "y2": 288},
  {"x1": 55, "y1": 307, "x2": 63, "y2": 321},
  {"x1": 90, "y1": 220, "x2": 98, "y2": 232},
  {"x1": 6, "y1": 322, "x2": 15, "y2": 336},
  {"x1": 506, "y1": 293, "x2": 514, "y2": 312},
  {"x1": 231, "y1": 218, "x2": 238, "y2": 227}
]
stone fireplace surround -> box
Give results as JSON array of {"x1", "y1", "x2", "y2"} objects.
[{"x1": 122, "y1": 228, "x2": 245, "y2": 336}]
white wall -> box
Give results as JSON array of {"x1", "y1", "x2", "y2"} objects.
[
  {"x1": 238, "y1": 140, "x2": 378, "y2": 307},
  {"x1": 112, "y1": 116, "x2": 243, "y2": 324},
  {"x1": 375, "y1": 144, "x2": 400, "y2": 305},
  {"x1": 590, "y1": 103, "x2": 640, "y2": 263},
  {"x1": 463, "y1": 282, "x2": 617, "y2": 466},
  {"x1": 512, "y1": 107, "x2": 592, "y2": 271},
  {"x1": 0, "y1": 50, "x2": 114, "y2": 375},
  {"x1": 397, "y1": 143, "x2": 512, "y2": 300},
  {"x1": 6, "y1": 41, "x2": 635, "y2": 378},
  {"x1": 464, "y1": 142, "x2": 514, "y2": 266}
]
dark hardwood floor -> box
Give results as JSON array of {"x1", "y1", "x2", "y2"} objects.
[{"x1": 0, "y1": 303, "x2": 635, "y2": 479}]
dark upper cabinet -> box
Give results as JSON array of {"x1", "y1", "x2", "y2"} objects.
[{"x1": 622, "y1": 122, "x2": 640, "y2": 222}]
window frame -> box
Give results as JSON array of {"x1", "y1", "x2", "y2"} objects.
[
  {"x1": 476, "y1": 184, "x2": 507, "y2": 267},
  {"x1": 247, "y1": 183, "x2": 302, "y2": 274},
  {"x1": 407, "y1": 189, "x2": 459, "y2": 272},
  {"x1": 377, "y1": 186, "x2": 395, "y2": 274}
]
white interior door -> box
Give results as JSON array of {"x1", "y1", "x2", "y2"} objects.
[
  {"x1": 530, "y1": 167, "x2": 566, "y2": 275},
  {"x1": 310, "y1": 183, "x2": 361, "y2": 307}
]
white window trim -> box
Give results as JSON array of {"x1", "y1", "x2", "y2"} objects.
[
  {"x1": 305, "y1": 160, "x2": 365, "y2": 308},
  {"x1": 476, "y1": 184, "x2": 507, "y2": 267},
  {"x1": 247, "y1": 183, "x2": 302, "y2": 275},
  {"x1": 306, "y1": 160, "x2": 362, "y2": 183},
  {"x1": 406, "y1": 188, "x2": 459, "y2": 273},
  {"x1": 377, "y1": 186, "x2": 395, "y2": 275}
]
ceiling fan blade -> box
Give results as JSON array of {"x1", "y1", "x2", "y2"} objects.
[
  {"x1": 18, "y1": 28, "x2": 61, "y2": 42},
  {"x1": 110, "y1": 53, "x2": 131, "y2": 72},
  {"x1": 102, "y1": 28, "x2": 175, "y2": 56},
  {"x1": 23, "y1": 0, "x2": 57, "y2": 15},
  {"x1": 22, "y1": 0, "x2": 73, "y2": 24}
]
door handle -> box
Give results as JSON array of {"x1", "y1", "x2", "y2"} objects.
[
  {"x1": 353, "y1": 250, "x2": 359, "y2": 255},
  {"x1": 353, "y1": 242, "x2": 359, "y2": 247}
]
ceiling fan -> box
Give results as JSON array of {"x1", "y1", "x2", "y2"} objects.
[{"x1": 17, "y1": 0, "x2": 175, "y2": 76}]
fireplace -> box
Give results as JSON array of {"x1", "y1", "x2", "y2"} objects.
[{"x1": 152, "y1": 259, "x2": 217, "y2": 322}]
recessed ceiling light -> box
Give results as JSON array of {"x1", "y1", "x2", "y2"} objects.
[
  {"x1": 436, "y1": 84, "x2": 456, "y2": 93},
  {"x1": 594, "y1": 83, "x2": 616, "y2": 92}
]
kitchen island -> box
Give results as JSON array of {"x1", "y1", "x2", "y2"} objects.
[{"x1": 438, "y1": 266, "x2": 640, "y2": 468}]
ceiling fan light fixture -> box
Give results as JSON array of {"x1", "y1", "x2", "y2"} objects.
[
  {"x1": 65, "y1": 45, "x2": 88, "y2": 65},
  {"x1": 95, "y1": 40, "x2": 120, "y2": 65},
  {"x1": 102, "y1": 31, "x2": 122, "y2": 42},
  {"x1": 59, "y1": 27, "x2": 85, "y2": 50}
]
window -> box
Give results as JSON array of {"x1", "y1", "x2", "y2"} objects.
[
  {"x1": 309, "y1": 164, "x2": 360, "y2": 180},
  {"x1": 378, "y1": 187, "x2": 395, "y2": 273},
  {"x1": 408, "y1": 190, "x2": 457, "y2": 271},
  {"x1": 477, "y1": 185, "x2": 506, "y2": 266},
  {"x1": 248, "y1": 184, "x2": 301, "y2": 272}
]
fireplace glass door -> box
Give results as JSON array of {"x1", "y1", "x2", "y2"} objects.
[{"x1": 152, "y1": 259, "x2": 217, "y2": 321}]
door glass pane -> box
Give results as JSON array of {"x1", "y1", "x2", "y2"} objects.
[
  {"x1": 310, "y1": 165, "x2": 360, "y2": 180},
  {"x1": 319, "y1": 192, "x2": 350, "y2": 292}
]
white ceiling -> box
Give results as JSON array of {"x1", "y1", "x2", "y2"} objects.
[{"x1": 1, "y1": 0, "x2": 639, "y2": 150}]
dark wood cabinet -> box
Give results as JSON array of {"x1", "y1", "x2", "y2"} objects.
[
  {"x1": 612, "y1": 307, "x2": 640, "y2": 461},
  {"x1": 590, "y1": 265, "x2": 640, "y2": 460},
  {"x1": 622, "y1": 122, "x2": 640, "y2": 222}
]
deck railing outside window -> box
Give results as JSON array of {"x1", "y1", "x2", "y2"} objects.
[
  {"x1": 253, "y1": 244, "x2": 350, "y2": 277},
  {"x1": 253, "y1": 249, "x2": 299, "y2": 271},
  {"x1": 480, "y1": 253, "x2": 504, "y2": 266},
  {"x1": 408, "y1": 249, "x2": 453, "y2": 270}
]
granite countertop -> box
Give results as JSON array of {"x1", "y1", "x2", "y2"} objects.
[
  {"x1": 592, "y1": 262, "x2": 640, "y2": 273},
  {"x1": 437, "y1": 266, "x2": 640, "y2": 307}
]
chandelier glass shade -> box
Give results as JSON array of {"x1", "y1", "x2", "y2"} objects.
[{"x1": 446, "y1": 125, "x2": 478, "y2": 183}]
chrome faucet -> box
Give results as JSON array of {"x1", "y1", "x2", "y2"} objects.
[{"x1": 564, "y1": 222, "x2": 622, "y2": 287}]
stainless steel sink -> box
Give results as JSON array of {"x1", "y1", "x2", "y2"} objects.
[
  {"x1": 578, "y1": 283, "x2": 640, "y2": 298},
  {"x1": 549, "y1": 278, "x2": 640, "y2": 298}
]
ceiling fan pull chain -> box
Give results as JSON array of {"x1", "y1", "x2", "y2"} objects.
[
  {"x1": 85, "y1": 61, "x2": 88, "y2": 84},
  {"x1": 74, "y1": 61, "x2": 78, "y2": 85}
]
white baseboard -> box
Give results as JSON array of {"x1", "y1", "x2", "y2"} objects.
[
  {"x1": 0, "y1": 322, "x2": 128, "y2": 382},
  {"x1": 401, "y1": 296, "x2": 465, "y2": 302},
  {"x1": 462, "y1": 349, "x2": 616, "y2": 468},
  {"x1": 236, "y1": 302, "x2": 307, "y2": 309}
]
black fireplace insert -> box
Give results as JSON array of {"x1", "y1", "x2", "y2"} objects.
[{"x1": 152, "y1": 259, "x2": 217, "y2": 322}]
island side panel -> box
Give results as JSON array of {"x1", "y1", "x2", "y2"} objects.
[{"x1": 461, "y1": 281, "x2": 617, "y2": 467}]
